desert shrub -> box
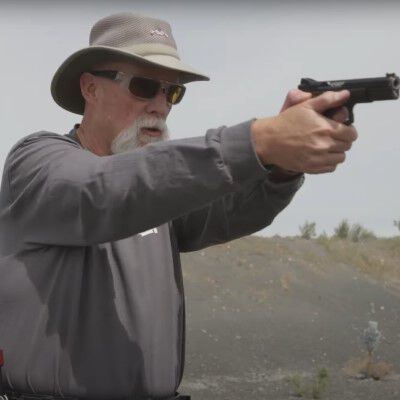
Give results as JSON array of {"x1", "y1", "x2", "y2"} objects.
[
  {"x1": 317, "y1": 231, "x2": 328, "y2": 240},
  {"x1": 288, "y1": 368, "x2": 329, "y2": 399},
  {"x1": 334, "y1": 219, "x2": 350, "y2": 239},
  {"x1": 289, "y1": 374, "x2": 306, "y2": 397},
  {"x1": 334, "y1": 220, "x2": 375, "y2": 242},
  {"x1": 311, "y1": 368, "x2": 329, "y2": 399},
  {"x1": 299, "y1": 221, "x2": 316, "y2": 240},
  {"x1": 343, "y1": 356, "x2": 392, "y2": 380},
  {"x1": 349, "y1": 223, "x2": 376, "y2": 242},
  {"x1": 344, "y1": 321, "x2": 391, "y2": 380},
  {"x1": 369, "y1": 361, "x2": 392, "y2": 380}
]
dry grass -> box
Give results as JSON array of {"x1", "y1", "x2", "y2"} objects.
[
  {"x1": 343, "y1": 354, "x2": 393, "y2": 380},
  {"x1": 280, "y1": 273, "x2": 291, "y2": 290},
  {"x1": 201, "y1": 235, "x2": 400, "y2": 288},
  {"x1": 316, "y1": 236, "x2": 400, "y2": 282}
]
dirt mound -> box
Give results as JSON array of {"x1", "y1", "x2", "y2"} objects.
[{"x1": 179, "y1": 236, "x2": 400, "y2": 399}]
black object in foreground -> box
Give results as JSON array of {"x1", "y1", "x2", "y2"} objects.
[
  {"x1": 0, "y1": 349, "x2": 4, "y2": 396},
  {"x1": 298, "y1": 73, "x2": 400, "y2": 124}
]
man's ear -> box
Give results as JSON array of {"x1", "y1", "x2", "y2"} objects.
[{"x1": 80, "y1": 72, "x2": 98, "y2": 105}]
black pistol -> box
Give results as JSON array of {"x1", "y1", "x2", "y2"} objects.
[{"x1": 298, "y1": 73, "x2": 400, "y2": 124}]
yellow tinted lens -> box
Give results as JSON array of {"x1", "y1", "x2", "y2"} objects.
[{"x1": 168, "y1": 86, "x2": 185, "y2": 105}]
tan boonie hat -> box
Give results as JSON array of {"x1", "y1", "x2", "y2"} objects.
[{"x1": 51, "y1": 12, "x2": 210, "y2": 115}]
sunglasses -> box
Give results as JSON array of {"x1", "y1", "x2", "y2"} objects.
[{"x1": 89, "y1": 70, "x2": 186, "y2": 105}]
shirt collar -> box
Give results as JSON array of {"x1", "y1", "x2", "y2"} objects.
[{"x1": 65, "y1": 123, "x2": 82, "y2": 146}]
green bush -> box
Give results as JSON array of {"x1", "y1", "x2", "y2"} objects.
[
  {"x1": 299, "y1": 221, "x2": 316, "y2": 240},
  {"x1": 334, "y1": 220, "x2": 375, "y2": 242},
  {"x1": 288, "y1": 368, "x2": 329, "y2": 399},
  {"x1": 334, "y1": 219, "x2": 350, "y2": 239},
  {"x1": 312, "y1": 368, "x2": 329, "y2": 399},
  {"x1": 349, "y1": 223, "x2": 376, "y2": 242},
  {"x1": 289, "y1": 374, "x2": 306, "y2": 397}
]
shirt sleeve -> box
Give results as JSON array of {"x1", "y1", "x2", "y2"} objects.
[
  {"x1": 172, "y1": 170, "x2": 304, "y2": 252},
  {"x1": 5, "y1": 120, "x2": 287, "y2": 247}
]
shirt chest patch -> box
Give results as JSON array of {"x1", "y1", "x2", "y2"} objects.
[{"x1": 139, "y1": 228, "x2": 158, "y2": 237}]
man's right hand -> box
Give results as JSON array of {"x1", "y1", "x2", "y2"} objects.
[{"x1": 251, "y1": 90, "x2": 358, "y2": 174}]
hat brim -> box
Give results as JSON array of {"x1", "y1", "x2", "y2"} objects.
[{"x1": 51, "y1": 46, "x2": 210, "y2": 115}]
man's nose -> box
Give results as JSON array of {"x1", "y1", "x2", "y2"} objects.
[{"x1": 145, "y1": 89, "x2": 171, "y2": 118}]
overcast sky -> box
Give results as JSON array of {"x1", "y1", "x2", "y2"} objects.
[{"x1": 1, "y1": 0, "x2": 399, "y2": 237}]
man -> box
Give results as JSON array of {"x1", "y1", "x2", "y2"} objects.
[{"x1": 0, "y1": 12, "x2": 356, "y2": 400}]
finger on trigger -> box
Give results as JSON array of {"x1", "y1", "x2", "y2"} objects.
[{"x1": 307, "y1": 89, "x2": 351, "y2": 114}]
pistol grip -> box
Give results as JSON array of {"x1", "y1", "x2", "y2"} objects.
[
  {"x1": 324, "y1": 103, "x2": 355, "y2": 125},
  {"x1": 345, "y1": 103, "x2": 355, "y2": 125}
]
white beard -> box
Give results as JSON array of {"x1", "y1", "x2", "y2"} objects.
[{"x1": 111, "y1": 115, "x2": 170, "y2": 154}]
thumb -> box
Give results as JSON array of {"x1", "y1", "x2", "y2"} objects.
[{"x1": 306, "y1": 90, "x2": 351, "y2": 114}]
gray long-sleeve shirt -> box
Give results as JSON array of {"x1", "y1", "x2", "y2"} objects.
[{"x1": 0, "y1": 120, "x2": 303, "y2": 399}]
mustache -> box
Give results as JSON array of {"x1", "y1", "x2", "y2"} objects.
[
  {"x1": 138, "y1": 116, "x2": 167, "y2": 131},
  {"x1": 111, "y1": 115, "x2": 169, "y2": 154}
]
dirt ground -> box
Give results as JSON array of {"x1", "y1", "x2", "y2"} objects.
[{"x1": 178, "y1": 237, "x2": 400, "y2": 399}]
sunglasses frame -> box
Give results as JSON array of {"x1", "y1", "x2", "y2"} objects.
[{"x1": 88, "y1": 70, "x2": 186, "y2": 105}]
